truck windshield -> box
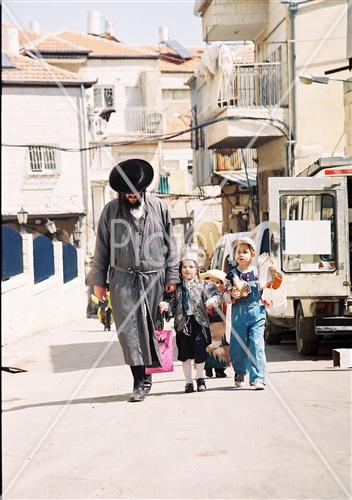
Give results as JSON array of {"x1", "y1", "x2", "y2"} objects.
[{"x1": 280, "y1": 193, "x2": 336, "y2": 272}]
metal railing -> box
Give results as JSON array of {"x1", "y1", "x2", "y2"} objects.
[
  {"x1": 213, "y1": 148, "x2": 257, "y2": 172},
  {"x1": 124, "y1": 109, "x2": 163, "y2": 134},
  {"x1": 218, "y1": 62, "x2": 282, "y2": 108},
  {"x1": 89, "y1": 108, "x2": 164, "y2": 136}
]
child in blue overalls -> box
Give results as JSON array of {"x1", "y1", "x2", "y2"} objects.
[{"x1": 226, "y1": 237, "x2": 278, "y2": 390}]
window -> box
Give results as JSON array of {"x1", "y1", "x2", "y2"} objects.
[
  {"x1": 280, "y1": 193, "x2": 336, "y2": 273},
  {"x1": 162, "y1": 89, "x2": 190, "y2": 100},
  {"x1": 29, "y1": 146, "x2": 57, "y2": 173},
  {"x1": 163, "y1": 160, "x2": 179, "y2": 173},
  {"x1": 93, "y1": 86, "x2": 114, "y2": 108}
]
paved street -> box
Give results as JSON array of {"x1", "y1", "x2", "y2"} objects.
[{"x1": 2, "y1": 318, "x2": 351, "y2": 499}]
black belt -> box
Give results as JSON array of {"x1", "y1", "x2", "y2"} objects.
[{"x1": 113, "y1": 265, "x2": 165, "y2": 277}]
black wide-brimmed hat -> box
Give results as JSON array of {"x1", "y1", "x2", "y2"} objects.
[{"x1": 109, "y1": 159, "x2": 154, "y2": 193}]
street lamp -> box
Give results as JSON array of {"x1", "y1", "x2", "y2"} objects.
[
  {"x1": 299, "y1": 74, "x2": 352, "y2": 85},
  {"x1": 73, "y1": 222, "x2": 82, "y2": 248},
  {"x1": 45, "y1": 218, "x2": 57, "y2": 241},
  {"x1": 16, "y1": 206, "x2": 28, "y2": 233}
]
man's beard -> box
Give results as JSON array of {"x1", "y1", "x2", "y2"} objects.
[{"x1": 121, "y1": 194, "x2": 142, "y2": 209}]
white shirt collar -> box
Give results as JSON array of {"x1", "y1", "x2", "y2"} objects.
[{"x1": 130, "y1": 198, "x2": 145, "y2": 219}]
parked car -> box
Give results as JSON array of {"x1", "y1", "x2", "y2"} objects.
[
  {"x1": 210, "y1": 222, "x2": 270, "y2": 275},
  {"x1": 210, "y1": 231, "x2": 251, "y2": 275}
]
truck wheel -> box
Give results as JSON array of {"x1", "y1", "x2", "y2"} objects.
[
  {"x1": 264, "y1": 319, "x2": 282, "y2": 345},
  {"x1": 295, "y1": 302, "x2": 319, "y2": 356}
]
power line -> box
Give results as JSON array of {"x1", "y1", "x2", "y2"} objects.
[{"x1": 2, "y1": 115, "x2": 290, "y2": 152}]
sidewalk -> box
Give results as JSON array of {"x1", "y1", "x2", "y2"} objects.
[{"x1": 3, "y1": 318, "x2": 351, "y2": 499}]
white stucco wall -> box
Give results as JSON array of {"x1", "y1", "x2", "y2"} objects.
[
  {"x1": 2, "y1": 234, "x2": 87, "y2": 344},
  {"x1": 2, "y1": 86, "x2": 87, "y2": 216}
]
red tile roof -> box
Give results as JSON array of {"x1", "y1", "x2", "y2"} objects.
[
  {"x1": 2, "y1": 53, "x2": 95, "y2": 86},
  {"x1": 137, "y1": 44, "x2": 204, "y2": 72},
  {"x1": 58, "y1": 31, "x2": 157, "y2": 58}
]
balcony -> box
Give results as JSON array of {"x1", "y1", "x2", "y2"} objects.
[
  {"x1": 212, "y1": 147, "x2": 257, "y2": 187},
  {"x1": 89, "y1": 107, "x2": 164, "y2": 139},
  {"x1": 197, "y1": 0, "x2": 268, "y2": 42},
  {"x1": 124, "y1": 109, "x2": 163, "y2": 135},
  {"x1": 196, "y1": 62, "x2": 287, "y2": 148}
]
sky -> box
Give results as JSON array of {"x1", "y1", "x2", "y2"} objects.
[{"x1": 2, "y1": 0, "x2": 205, "y2": 46}]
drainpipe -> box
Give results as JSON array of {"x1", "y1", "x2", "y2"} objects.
[
  {"x1": 80, "y1": 84, "x2": 91, "y2": 263},
  {"x1": 287, "y1": 2, "x2": 298, "y2": 176}
]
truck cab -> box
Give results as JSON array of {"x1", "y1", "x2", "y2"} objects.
[{"x1": 267, "y1": 156, "x2": 352, "y2": 355}]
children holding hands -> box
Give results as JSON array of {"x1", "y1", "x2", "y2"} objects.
[{"x1": 159, "y1": 238, "x2": 281, "y2": 394}]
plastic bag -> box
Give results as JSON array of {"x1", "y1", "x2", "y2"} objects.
[
  {"x1": 146, "y1": 329, "x2": 174, "y2": 374},
  {"x1": 262, "y1": 285, "x2": 287, "y2": 315}
]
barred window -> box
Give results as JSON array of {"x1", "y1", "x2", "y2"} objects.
[
  {"x1": 29, "y1": 146, "x2": 57, "y2": 173},
  {"x1": 94, "y1": 86, "x2": 114, "y2": 108}
]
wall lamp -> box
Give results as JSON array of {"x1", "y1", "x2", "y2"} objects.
[
  {"x1": 17, "y1": 206, "x2": 28, "y2": 234},
  {"x1": 299, "y1": 74, "x2": 352, "y2": 85},
  {"x1": 73, "y1": 222, "x2": 82, "y2": 248},
  {"x1": 45, "y1": 218, "x2": 57, "y2": 241}
]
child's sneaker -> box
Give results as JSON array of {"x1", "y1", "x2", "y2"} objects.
[
  {"x1": 196, "y1": 378, "x2": 207, "y2": 392},
  {"x1": 234, "y1": 373, "x2": 244, "y2": 388},
  {"x1": 185, "y1": 383, "x2": 194, "y2": 393},
  {"x1": 252, "y1": 380, "x2": 265, "y2": 390},
  {"x1": 205, "y1": 368, "x2": 213, "y2": 378}
]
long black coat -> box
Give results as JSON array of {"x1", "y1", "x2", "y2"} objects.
[{"x1": 88, "y1": 196, "x2": 179, "y2": 366}]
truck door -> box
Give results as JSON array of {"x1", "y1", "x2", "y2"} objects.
[{"x1": 268, "y1": 176, "x2": 349, "y2": 299}]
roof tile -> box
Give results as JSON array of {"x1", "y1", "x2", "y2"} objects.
[{"x1": 2, "y1": 53, "x2": 94, "y2": 84}]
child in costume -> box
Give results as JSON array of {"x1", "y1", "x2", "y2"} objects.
[
  {"x1": 226, "y1": 237, "x2": 279, "y2": 390},
  {"x1": 200, "y1": 269, "x2": 230, "y2": 378},
  {"x1": 159, "y1": 250, "x2": 221, "y2": 393}
]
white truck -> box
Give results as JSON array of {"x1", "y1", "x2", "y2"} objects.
[{"x1": 267, "y1": 156, "x2": 352, "y2": 355}]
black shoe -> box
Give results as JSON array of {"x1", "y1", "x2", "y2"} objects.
[
  {"x1": 196, "y1": 378, "x2": 206, "y2": 392},
  {"x1": 205, "y1": 368, "x2": 213, "y2": 378},
  {"x1": 144, "y1": 374, "x2": 152, "y2": 394},
  {"x1": 215, "y1": 369, "x2": 227, "y2": 378},
  {"x1": 129, "y1": 387, "x2": 145, "y2": 402},
  {"x1": 185, "y1": 383, "x2": 194, "y2": 393}
]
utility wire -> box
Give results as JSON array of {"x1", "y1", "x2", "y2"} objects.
[{"x1": 2, "y1": 115, "x2": 290, "y2": 152}]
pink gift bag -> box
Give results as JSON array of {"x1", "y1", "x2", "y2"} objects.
[{"x1": 146, "y1": 329, "x2": 174, "y2": 374}]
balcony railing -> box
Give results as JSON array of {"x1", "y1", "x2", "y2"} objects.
[
  {"x1": 89, "y1": 108, "x2": 164, "y2": 137},
  {"x1": 212, "y1": 148, "x2": 257, "y2": 172},
  {"x1": 196, "y1": 62, "x2": 283, "y2": 120},
  {"x1": 124, "y1": 109, "x2": 163, "y2": 135},
  {"x1": 218, "y1": 62, "x2": 282, "y2": 108}
]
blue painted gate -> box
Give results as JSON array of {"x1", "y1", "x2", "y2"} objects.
[
  {"x1": 62, "y1": 243, "x2": 78, "y2": 283},
  {"x1": 33, "y1": 235, "x2": 55, "y2": 283},
  {"x1": 2, "y1": 226, "x2": 23, "y2": 280}
]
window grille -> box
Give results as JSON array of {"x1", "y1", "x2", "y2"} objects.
[
  {"x1": 29, "y1": 146, "x2": 57, "y2": 173},
  {"x1": 94, "y1": 86, "x2": 114, "y2": 108}
]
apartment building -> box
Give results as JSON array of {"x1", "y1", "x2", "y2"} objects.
[
  {"x1": 192, "y1": 0, "x2": 348, "y2": 225},
  {"x1": 19, "y1": 13, "x2": 221, "y2": 255}
]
